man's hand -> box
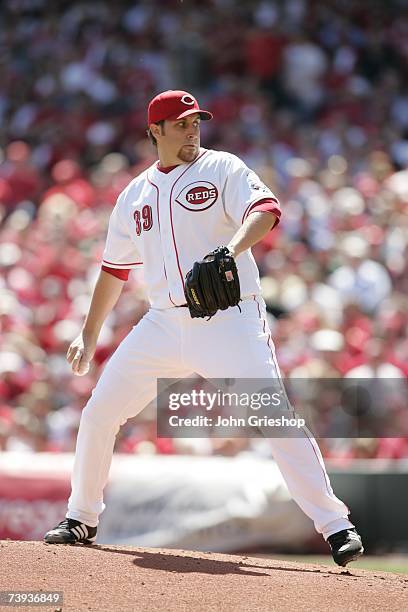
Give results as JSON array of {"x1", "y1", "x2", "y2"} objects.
[
  {"x1": 67, "y1": 332, "x2": 97, "y2": 376},
  {"x1": 65, "y1": 269, "x2": 126, "y2": 376}
]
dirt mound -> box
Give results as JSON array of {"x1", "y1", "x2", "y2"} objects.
[{"x1": 1, "y1": 541, "x2": 407, "y2": 612}]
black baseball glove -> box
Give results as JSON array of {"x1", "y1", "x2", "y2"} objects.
[{"x1": 184, "y1": 246, "x2": 241, "y2": 319}]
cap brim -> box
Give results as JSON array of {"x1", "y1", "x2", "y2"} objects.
[{"x1": 167, "y1": 108, "x2": 213, "y2": 121}]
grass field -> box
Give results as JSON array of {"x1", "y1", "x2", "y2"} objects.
[{"x1": 265, "y1": 555, "x2": 408, "y2": 575}]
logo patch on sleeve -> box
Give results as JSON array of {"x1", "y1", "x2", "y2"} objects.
[
  {"x1": 247, "y1": 171, "x2": 271, "y2": 195},
  {"x1": 176, "y1": 182, "x2": 218, "y2": 211}
]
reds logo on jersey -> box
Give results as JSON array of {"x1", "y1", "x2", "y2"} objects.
[{"x1": 176, "y1": 181, "x2": 218, "y2": 211}]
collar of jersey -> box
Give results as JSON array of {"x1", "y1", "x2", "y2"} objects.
[
  {"x1": 156, "y1": 162, "x2": 180, "y2": 174},
  {"x1": 150, "y1": 148, "x2": 207, "y2": 180}
]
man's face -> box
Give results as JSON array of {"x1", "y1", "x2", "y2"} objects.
[{"x1": 152, "y1": 113, "x2": 201, "y2": 163}]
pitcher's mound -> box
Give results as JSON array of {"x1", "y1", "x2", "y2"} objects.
[{"x1": 1, "y1": 541, "x2": 407, "y2": 611}]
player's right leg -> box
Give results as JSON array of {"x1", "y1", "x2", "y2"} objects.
[{"x1": 44, "y1": 308, "x2": 191, "y2": 544}]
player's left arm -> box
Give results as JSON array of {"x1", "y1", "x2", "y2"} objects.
[
  {"x1": 221, "y1": 154, "x2": 281, "y2": 257},
  {"x1": 184, "y1": 210, "x2": 276, "y2": 318},
  {"x1": 227, "y1": 210, "x2": 278, "y2": 258}
]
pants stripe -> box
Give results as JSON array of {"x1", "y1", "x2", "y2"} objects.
[{"x1": 253, "y1": 295, "x2": 334, "y2": 498}]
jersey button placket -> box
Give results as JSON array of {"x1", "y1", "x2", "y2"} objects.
[
  {"x1": 161, "y1": 179, "x2": 169, "y2": 239},
  {"x1": 160, "y1": 180, "x2": 176, "y2": 296}
]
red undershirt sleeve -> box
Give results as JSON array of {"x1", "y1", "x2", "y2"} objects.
[
  {"x1": 101, "y1": 265, "x2": 130, "y2": 281},
  {"x1": 246, "y1": 197, "x2": 281, "y2": 228}
]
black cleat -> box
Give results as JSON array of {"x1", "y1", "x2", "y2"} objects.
[
  {"x1": 328, "y1": 528, "x2": 364, "y2": 567},
  {"x1": 44, "y1": 518, "x2": 97, "y2": 545}
]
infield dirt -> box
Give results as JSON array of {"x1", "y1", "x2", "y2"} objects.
[{"x1": 1, "y1": 540, "x2": 408, "y2": 611}]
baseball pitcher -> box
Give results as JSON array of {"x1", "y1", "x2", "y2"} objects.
[{"x1": 44, "y1": 90, "x2": 363, "y2": 567}]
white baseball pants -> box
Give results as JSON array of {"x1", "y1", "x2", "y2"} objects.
[{"x1": 67, "y1": 296, "x2": 354, "y2": 539}]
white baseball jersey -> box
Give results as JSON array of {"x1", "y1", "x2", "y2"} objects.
[{"x1": 102, "y1": 148, "x2": 281, "y2": 308}]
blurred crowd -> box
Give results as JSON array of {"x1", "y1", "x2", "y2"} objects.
[{"x1": 0, "y1": 0, "x2": 407, "y2": 460}]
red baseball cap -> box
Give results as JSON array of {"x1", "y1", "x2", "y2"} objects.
[{"x1": 148, "y1": 90, "x2": 213, "y2": 126}]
